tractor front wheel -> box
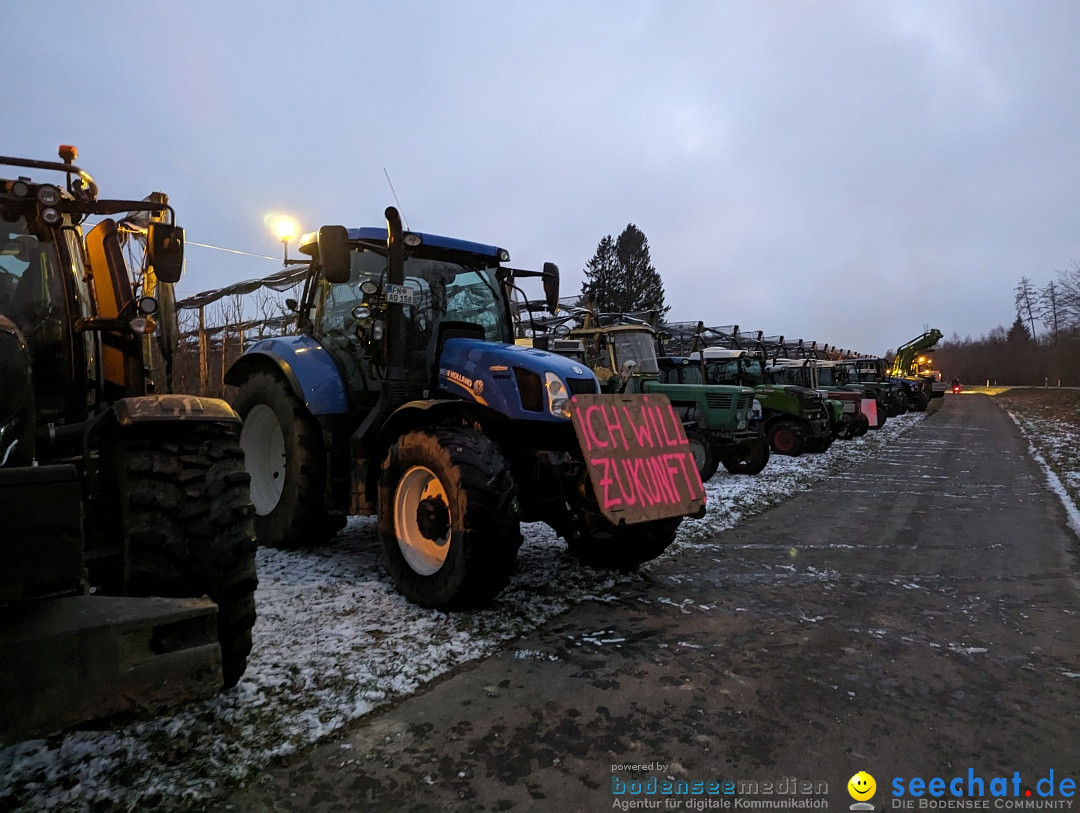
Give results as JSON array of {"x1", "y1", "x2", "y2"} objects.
[
  {"x1": 768, "y1": 420, "x2": 806, "y2": 456},
  {"x1": 804, "y1": 434, "x2": 834, "y2": 453},
  {"x1": 566, "y1": 514, "x2": 682, "y2": 571},
  {"x1": 378, "y1": 428, "x2": 522, "y2": 609},
  {"x1": 719, "y1": 436, "x2": 770, "y2": 475},
  {"x1": 686, "y1": 429, "x2": 720, "y2": 483}
]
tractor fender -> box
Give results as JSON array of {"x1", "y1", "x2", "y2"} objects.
[
  {"x1": 112, "y1": 394, "x2": 241, "y2": 425},
  {"x1": 359, "y1": 398, "x2": 507, "y2": 506},
  {"x1": 224, "y1": 335, "x2": 348, "y2": 415},
  {"x1": 374, "y1": 398, "x2": 505, "y2": 452}
]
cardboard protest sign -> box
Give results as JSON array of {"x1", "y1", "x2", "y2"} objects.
[{"x1": 570, "y1": 393, "x2": 707, "y2": 525}]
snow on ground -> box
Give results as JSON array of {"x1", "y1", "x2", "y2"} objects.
[
  {"x1": 1005, "y1": 407, "x2": 1080, "y2": 537},
  {"x1": 0, "y1": 408, "x2": 994, "y2": 811}
]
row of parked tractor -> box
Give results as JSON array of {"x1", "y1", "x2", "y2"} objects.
[
  {"x1": 0, "y1": 146, "x2": 942, "y2": 743},
  {"x1": 521, "y1": 306, "x2": 945, "y2": 483}
]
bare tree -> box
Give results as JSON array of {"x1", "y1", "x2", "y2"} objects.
[
  {"x1": 1014, "y1": 276, "x2": 1039, "y2": 340},
  {"x1": 1039, "y1": 280, "x2": 1062, "y2": 340},
  {"x1": 1057, "y1": 261, "x2": 1080, "y2": 334}
]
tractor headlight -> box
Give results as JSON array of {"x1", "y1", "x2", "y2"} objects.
[
  {"x1": 36, "y1": 185, "x2": 61, "y2": 206},
  {"x1": 544, "y1": 371, "x2": 571, "y2": 418}
]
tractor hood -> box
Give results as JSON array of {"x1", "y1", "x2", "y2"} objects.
[{"x1": 436, "y1": 338, "x2": 598, "y2": 422}]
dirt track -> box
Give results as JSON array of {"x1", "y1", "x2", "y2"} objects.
[{"x1": 229, "y1": 394, "x2": 1080, "y2": 812}]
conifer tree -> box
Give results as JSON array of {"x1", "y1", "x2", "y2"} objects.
[{"x1": 581, "y1": 224, "x2": 669, "y2": 321}]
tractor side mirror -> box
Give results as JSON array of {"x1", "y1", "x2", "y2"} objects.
[
  {"x1": 318, "y1": 225, "x2": 351, "y2": 284},
  {"x1": 147, "y1": 223, "x2": 184, "y2": 284},
  {"x1": 542, "y1": 262, "x2": 559, "y2": 313}
]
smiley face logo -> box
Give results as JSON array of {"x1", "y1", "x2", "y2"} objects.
[{"x1": 847, "y1": 771, "x2": 877, "y2": 801}]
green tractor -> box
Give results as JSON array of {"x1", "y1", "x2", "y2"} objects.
[
  {"x1": 763, "y1": 357, "x2": 869, "y2": 441},
  {"x1": 548, "y1": 315, "x2": 766, "y2": 481},
  {"x1": 840, "y1": 357, "x2": 918, "y2": 415},
  {"x1": 700, "y1": 346, "x2": 832, "y2": 456},
  {"x1": 814, "y1": 359, "x2": 886, "y2": 430},
  {"x1": 654, "y1": 355, "x2": 769, "y2": 478}
]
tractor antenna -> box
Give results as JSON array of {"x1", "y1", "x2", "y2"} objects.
[{"x1": 383, "y1": 169, "x2": 409, "y2": 230}]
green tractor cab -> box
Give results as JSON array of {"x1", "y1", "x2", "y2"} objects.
[{"x1": 701, "y1": 347, "x2": 831, "y2": 456}]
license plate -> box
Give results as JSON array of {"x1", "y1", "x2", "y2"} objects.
[{"x1": 384, "y1": 284, "x2": 415, "y2": 305}]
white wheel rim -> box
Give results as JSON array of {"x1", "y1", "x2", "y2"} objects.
[
  {"x1": 688, "y1": 438, "x2": 708, "y2": 471},
  {"x1": 393, "y1": 465, "x2": 452, "y2": 575},
  {"x1": 240, "y1": 404, "x2": 286, "y2": 516}
]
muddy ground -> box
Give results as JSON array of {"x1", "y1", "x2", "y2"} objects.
[{"x1": 229, "y1": 394, "x2": 1080, "y2": 812}]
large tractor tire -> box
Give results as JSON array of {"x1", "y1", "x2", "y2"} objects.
[
  {"x1": 232, "y1": 372, "x2": 346, "y2": 549},
  {"x1": 110, "y1": 424, "x2": 258, "y2": 689},
  {"x1": 719, "y1": 436, "x2": 770, "y2": 475},
  {"x1": 566, "y1": 514, "x2": 682, "y2": 571},
  {"x1": 378, "y1": 427, "x2": 522, "y2": 609},
  {"x1": 852, "y1": 414, "x2": 870, "y2": 437},
  {"x1": 767, "y1": 419, "x2": 805, "y2": 456},
  {"x1": 686, "y1": 428, "x2": 720, "y2": 483}
]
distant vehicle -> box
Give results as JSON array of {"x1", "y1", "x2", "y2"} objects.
[{"x1": 951, "y1": 378, "x2": 962, "y2": 394}]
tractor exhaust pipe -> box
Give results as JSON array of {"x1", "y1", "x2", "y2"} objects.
[
  {"x1": 351, "y1": 207, "x2": 409, "y2": 470},
  {"x1": 383, "y1": 206, "x2": 407, "y2": 382}
]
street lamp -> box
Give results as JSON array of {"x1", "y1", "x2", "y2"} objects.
[{"x1": 269, "y1": 215, "x2": 300, "y2": 264}]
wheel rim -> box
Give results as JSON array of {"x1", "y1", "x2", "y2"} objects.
[
  {"x1": 394, "y1": 465, "x2": 452, "y2": 576},
  {"x1": 773, "y1": 427, "x2": 796, "y2": 454},
  {"x1": 688, "y1": 437, "x2": 708, "y2": 472},
  {"x1": 240, "y1": 404, "x2": 286, "y2": 516}
]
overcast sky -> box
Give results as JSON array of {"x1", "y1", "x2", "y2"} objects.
[{"x1": 6, "y1": 1, "x2": 1079, "y2": 355}]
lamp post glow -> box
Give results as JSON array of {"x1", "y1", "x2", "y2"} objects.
[{"x1": 269, "y1": 215, "x2": 300, "y2": 264}]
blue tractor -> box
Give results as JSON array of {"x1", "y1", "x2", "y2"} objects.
[{"x1": 225, "y1": 208, "x2": 702, "y2": 609}]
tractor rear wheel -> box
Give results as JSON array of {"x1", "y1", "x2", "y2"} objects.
[
  {"x1": 109, "y1": 424, "x2": 258, "y2": 689},
  {"x1": 719, "y1": 436, "x2": 770, "y2": 475},
  {"x1": 232, "y1": 372, "x2": 345, "y2": 549},
  {"x1": 686, "y1": 428, "x2": 720, "y2": 483},
  {"x1": 378, "y1": 428, "x2": 522, "y2": 609},
  {"x1": 768, "y1": 419, "x2": 805, "y2": 456}
]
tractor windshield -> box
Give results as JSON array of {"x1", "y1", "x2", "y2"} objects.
[
  {"x1": 0, "y1": 219, "x2": 83, "y2": 419},
  {"x1": 817, "y1": 366, "x2": 838, "y2": 386},
  {"x1": 741, "y1": 357, "x2": 766, "y2": 386},
  {"x1": 678, "y1": 363, "x2": 704, "y2": 385},
  {"x1": 769, "y1": 365, "x2": 812, "y2": 388},
  {"x1": 0, "y1": 223, "x2": 62, "y2": 330},
  {"x1": 317, "y1": 246, "x2": 513, "y2": 346},
  {"x1": 610, "y1": 330, "x2": 660, "y2": 376}
]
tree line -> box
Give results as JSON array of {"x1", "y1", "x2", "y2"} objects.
[{"x1": 933, "y1": 262, "x2": 1080, "y2": 386}]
